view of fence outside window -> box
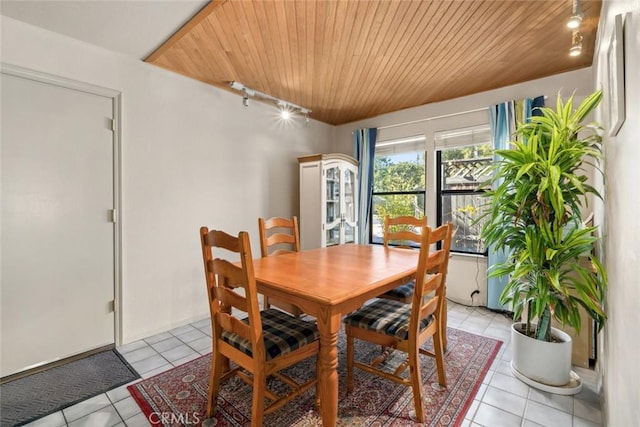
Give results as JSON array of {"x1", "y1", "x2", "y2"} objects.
[
  {"x1": 437, "y1": 134, "x2": 492, "y2": 254},
  {"x1": 370, "y1": 137, "x2": 426, "y2": 245},
  {"x1": 369, "y1": 129, "x2": 492, "y2": 253}
]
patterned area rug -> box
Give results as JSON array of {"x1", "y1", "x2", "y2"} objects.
[
  {"x1": 1, "y1": 349, "x2": 140, "y2": 426},
  {"x1": 129, "y1": 328, "x2": 501, "y2": 426}
]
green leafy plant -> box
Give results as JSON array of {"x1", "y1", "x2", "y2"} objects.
[{"x1": 481, "y1": 91, "x2": 608, "y2": 342}]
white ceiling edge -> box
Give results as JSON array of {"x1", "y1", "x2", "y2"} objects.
[{"x1": 0, "y1": 0, "x2": 209, "y2": 60}]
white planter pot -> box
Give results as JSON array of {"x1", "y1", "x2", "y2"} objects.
[{"x1": 511, "y1": 322, "x2": 572, "y2": 386}]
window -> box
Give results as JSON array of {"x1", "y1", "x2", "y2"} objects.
[
  {"x1": 370, "y1": 136, "x2": 426, "y2": 244},
  {"x1": 436, "y1": 126, "x2": 492, "y2": 255}
]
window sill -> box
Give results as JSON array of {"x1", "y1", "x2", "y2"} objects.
[{"x1": 450, "y1": 251, "x2": 487, "y2": 259}]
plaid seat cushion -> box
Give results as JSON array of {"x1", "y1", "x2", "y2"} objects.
[
  {"x1": 380, "y1": 280, "x2": 415, "y2": 300},
  {"x1": 344, "y1": 299, "x2": 433, "y2": 340},
  {"x1": 221, "y1": 309, "x2": 319, "y2": 361}
]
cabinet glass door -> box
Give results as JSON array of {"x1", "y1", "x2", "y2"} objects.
[
  {"x1": 342, "y1": 167, "x2": 357, "y2": 244},
  {"x1": 325, "y1": 165, "x2": 341, "y2": 246}
]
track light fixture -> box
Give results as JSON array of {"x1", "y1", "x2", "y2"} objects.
[
  {"x1": 567, "y1": 0, "x2": 583, "y2": 57},
  {"x1": 567, "y1": 0, "x2": 583, "y2": 29},
  {"x1": 276, "y1": 101, "x2": 292, "y2": 120},
  {"x1": 567, "y1": 14, "x2": 582, "y2": 29},
  {"x1": 229, "y1": 81, "x2": 311, "y2": 122},
  {"x1": 569, "y1": 30, "x2": 583, "y2": 57}
]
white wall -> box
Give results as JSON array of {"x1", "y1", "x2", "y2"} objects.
[
  {"x1": 592, "y1": 1, "x2": 640, "y2": 425},
  {"x1": 1, "y1": 16, "x2": 334, "y2": 343},
  {"x1": 334, "y1": 69, "x2": 594, "y2": 306}
]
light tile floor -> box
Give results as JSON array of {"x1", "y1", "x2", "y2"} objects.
[{"x1": 24, "y1": 302, "x2": 603, "y2": 427}]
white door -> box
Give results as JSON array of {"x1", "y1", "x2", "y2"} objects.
[{"x1": 1, "y1": 73, "x2": 115, "y2": 377}]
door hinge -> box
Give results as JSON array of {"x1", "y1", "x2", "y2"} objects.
[
  {"x1": 109, "y1": 209, "x2": 117, "y2": 223},
  {"x1": 108, "y1": 300, "x2": 116, "y2": 313},
  {"x1": 110, "y1": 118, "x2": 117, "y2": 132}
]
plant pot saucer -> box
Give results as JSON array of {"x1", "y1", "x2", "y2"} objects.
[{"x1": 511, "y1": 361, "x2": 583, "y2": 395}]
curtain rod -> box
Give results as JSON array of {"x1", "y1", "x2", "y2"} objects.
[{"x1": 376, "y1": 107, "x2": 487, "y2": 131}]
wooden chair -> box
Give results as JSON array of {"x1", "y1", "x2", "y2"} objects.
[
  {"x1": 344, "y1": 223, "x2": 453, "y2": 423},
  {"x1": 199, "y1": 227, "x2": 320, "y2": 424},
  {"x1": 378, "y1": 215, "x2": 428, "y2": 303},
  {"x1": 258, "y1": 216, "x2": 304, "y2": 317}
]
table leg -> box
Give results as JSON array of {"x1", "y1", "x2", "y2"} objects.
[{"x1": 317, "y1": 308, "x2": 341, "y2": 427}]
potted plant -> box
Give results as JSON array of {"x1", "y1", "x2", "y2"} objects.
[{"x1": 480, "y1": 90, "x2": 608, "y2": 393}]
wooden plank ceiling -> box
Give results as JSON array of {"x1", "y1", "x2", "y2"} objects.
[{"x1": 147, "y1": 0, "x2": 601, "y2": 126}]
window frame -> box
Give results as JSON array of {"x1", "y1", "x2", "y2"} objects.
[
  {"x1": 435, "y1": 142, "x2": 491, "y2": 256},
  {"x1": 369, "y1": 147, "x2": 427, "y2": 245}
]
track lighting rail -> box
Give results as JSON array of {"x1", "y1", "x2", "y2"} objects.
[{"x1": 229, "y1": 81, "x2": 311, "y2": 121}]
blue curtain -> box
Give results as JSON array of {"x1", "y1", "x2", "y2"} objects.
[
  {"x1": 487, "y1": 96, "x2": 544, "y2": 310},
  {"x1": 353, "y1": 128, "x2": 377, "y2": 244}
]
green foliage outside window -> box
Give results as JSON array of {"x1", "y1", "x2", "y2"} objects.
[
  {"x1": 373, "y1": 153, "x2": 425, "y2": 220},
  {"x1": 440, "y1": 143, "x2": 492, "y2": 161}
]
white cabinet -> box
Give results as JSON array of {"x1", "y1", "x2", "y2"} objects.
[{"x1": 298, "y1": 154, "x2": 359, "y2": 250}]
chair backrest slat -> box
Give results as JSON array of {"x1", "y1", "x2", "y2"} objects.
[
  {"x1": 203, "y1": 229, "x2": 241, "y2": 252},
  {"x1": 208, "y1": 259, "x2": 246, "y2": 289},
  {"x1": 420, "y1": 272, "x2": 443, "y2": 297},
  {"x1": 258, "y1": 216, "x2": 300, "y2": 257},
  {"x1": 215, "y1": 285, "x2": 248, "y2": 313},
  {"x1": 265, "y1": 232, "x2": 297, "y2": 248},
  {"x1": 428, "y1": 224, "x2": 450, "y2": 242},
  {"x1": 216, "y1": 312, "x2": 252, "y2": 341},
  {"x1": 383, "y1": 215, "x2": 427, "y2": 248},
  {"x1": 419, "y1": 295, "x2": 439, "y2": 319},
  {"x1": 426, "y1": 251, "x2": 447, "y2": 272}
]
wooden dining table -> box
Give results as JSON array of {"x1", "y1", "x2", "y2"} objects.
[{"x1": 252, "y1": 243, "x2": 431, "y2": 427}]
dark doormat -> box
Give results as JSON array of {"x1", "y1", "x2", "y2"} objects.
[{"x1": 0, "y1": 349, "x2": 140, "y2": 426}]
